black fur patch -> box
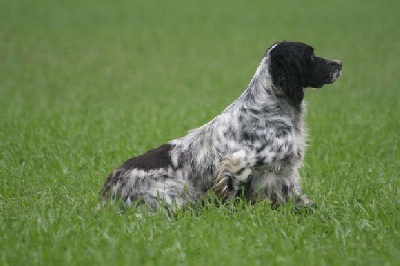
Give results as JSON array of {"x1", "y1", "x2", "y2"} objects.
[
  {"x1": 121, "y1": 143, "x2": 173, "y2": 171},
  {"x1": 270, "y1": 42, "x2": 307, "y2": 104}
]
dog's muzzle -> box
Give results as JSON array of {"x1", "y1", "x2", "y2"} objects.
[{"x1": 327, "y1": 59, "x2": 342, "y2": 84}]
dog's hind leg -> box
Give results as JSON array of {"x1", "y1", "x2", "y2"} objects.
[{"x1": 213, "y1": 150, "x2": 253, "y2": 199}]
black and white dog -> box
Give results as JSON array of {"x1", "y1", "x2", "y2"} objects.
[{"x1": 101, "y1": 42, "x2": 342, "y2": 211}]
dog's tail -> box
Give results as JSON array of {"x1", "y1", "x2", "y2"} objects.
[{"x1": 95, "y1": 169, "x2": 124, "y2": 211}]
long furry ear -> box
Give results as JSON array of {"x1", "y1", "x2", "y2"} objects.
[{"x1": 270, "y1": 50, "x2": 304, "y2": 103}]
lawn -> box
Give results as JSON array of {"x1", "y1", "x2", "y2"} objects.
[{"x1": 0, "y1": 0, "x2": 399, "y2": 265}]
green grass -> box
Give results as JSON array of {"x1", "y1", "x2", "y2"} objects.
[{"x1": 1, "y1": 0, "x2": 399, "y2": 265}]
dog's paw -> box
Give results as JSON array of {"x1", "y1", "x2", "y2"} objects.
[
  {"x1": 296, "y1": 194, "x2": 315, "y2": 207},
  {"x1": 295, "y1": 194, "x2": 316, "y2": 214}
]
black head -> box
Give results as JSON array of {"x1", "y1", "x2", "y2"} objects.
[{"x1": 268, "y1": 42, "x2": 342, "y2": 103}]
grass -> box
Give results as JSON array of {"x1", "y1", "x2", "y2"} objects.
[{"x1": 0, "y1": 0, "x2": 399, "y2": 265}]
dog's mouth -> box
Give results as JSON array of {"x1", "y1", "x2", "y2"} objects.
[{"x1": 326, "y1": 70, "x2": 342, "y2": 84}]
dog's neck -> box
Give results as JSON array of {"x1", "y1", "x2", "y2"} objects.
[
  {"x1": 224, "y1": 56, "x2": 304, "y2": 113},
  {"x1": 221, "y1": 57, "x2": 270, "y2": 113}
]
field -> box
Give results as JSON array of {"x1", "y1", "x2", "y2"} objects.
[{"x1": 1, "y1": 0, "x2": 399, "y2": 265}]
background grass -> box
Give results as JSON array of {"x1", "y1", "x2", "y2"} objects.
[{"x1": 1, "y1": 0, "x2": 399, "y2": 265}]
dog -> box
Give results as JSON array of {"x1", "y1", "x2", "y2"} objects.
[{"x1": 101, "y1": 41, "x2": 342, "y2": 212}]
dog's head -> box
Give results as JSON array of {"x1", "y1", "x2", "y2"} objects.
[{"x1": 268, "y1": 42, "x2": 342, "y2": 103}]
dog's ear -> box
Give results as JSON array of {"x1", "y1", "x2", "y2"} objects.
[{"x1": 270, "y1": 50, "x2": 304, "y2": 103}]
